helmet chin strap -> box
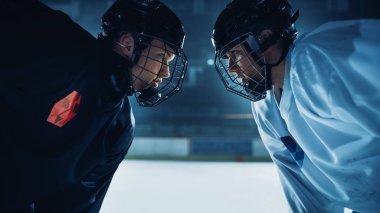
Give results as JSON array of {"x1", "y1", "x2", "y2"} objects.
[
  {"x1": 243, "y1": 63, "x2": 273, "y2": 99},
  {"x1": 267, "y1": 41, "x2": 290, "y2": 67},
  {"x1": 115, "y1": 40, "x2": 144, "y2": 94},
  {"x1": 241, "y1": 34, "x2": 291, "y2": 99},
  {"x1": 265, "y1": 64, "x2": 272, "y2": 89},
  {"x1": 259, "y1": 44, "x2": 289, "y2": 94},
  {"x1": 259, "y1": 30, "x2": 290, "y2": 68}
]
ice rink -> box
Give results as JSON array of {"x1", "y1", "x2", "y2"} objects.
[{"x1": 101, "y1": 160, "x2": 288, "y2": 213}]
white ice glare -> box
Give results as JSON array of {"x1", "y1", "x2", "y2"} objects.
[{"x1": 101, "y1": 160, "x2": 288, "y2": 213}]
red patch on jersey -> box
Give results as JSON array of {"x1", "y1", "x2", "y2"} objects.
[{"x1": 47, "y1": 91, "x2": 81, "y2": 127}]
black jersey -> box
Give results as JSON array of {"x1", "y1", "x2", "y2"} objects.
[{"x1": 0, "y1": 1, "x2": 135, "y2": 212}]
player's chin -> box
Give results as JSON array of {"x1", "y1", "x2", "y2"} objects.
[
  {"x1": 151, "y1": 82, "x2": 159, "y2": 88},
  {"x1": 151, "y1": 79, "x2": 163, "y2": 89},
  {"x1": 244, "y1": 79, "x2": 266, "y2": 94}
]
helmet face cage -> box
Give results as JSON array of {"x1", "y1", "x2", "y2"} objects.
[
  {"x1": 215, "y1": 33, "x2": 268, "y2": 102},
  {"x1": 133, "y1": 33, "x2": 188, "y2": 107}
]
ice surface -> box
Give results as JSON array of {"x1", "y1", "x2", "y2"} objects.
[{"x1": 101, "y1": 160, "x2": 287, "y2": 213}]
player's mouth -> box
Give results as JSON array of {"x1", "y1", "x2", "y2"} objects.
[{"x1": 151, "y1": 79, "x2": 163, "y2": 88}]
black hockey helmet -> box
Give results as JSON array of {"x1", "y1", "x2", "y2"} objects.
[
  {"x1": 100, "y1": 0, "x2": 188, "y2": 107},
  {"x1": 212, "y1": 0, "x2": 298, "y2": 54}
]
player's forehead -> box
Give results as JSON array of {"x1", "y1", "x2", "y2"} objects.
[
  {"x1": 150, "y1": 39, "x2": 175, "y2": 54},
  {"x1": 233, "y1": 42, "x2": 246, "y2": 50},
  {"x1": 226, "y1": 43, "x2": 246, "y2": 56}
]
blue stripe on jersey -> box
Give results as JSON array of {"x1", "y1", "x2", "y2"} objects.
[{"x1": 280, "y1": 136, "x2": 305, "y2": 168}]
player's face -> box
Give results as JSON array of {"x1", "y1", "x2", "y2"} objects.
[
  {"x1": 225, "y1": 44, "x2": 264, "y2": 85},
  {"x1": 131, "y1": 39, "x2": 175, "y2": 90}
]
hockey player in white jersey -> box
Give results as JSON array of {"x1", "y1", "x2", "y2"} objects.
[{"x1": 211, "y1": 0, "x2": 380, "y2": 212}]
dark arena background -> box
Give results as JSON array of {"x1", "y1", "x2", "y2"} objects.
[
  {"x1": 31, "y1": 0, "x2": 380, "y2": 212},
  {"x1": 40, "y1": 0, "x2": 380, "y2": 159}
]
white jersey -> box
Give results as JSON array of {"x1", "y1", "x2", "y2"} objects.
[{"x1": 252, "y1": 19, "x2": 380, "y2": 213}]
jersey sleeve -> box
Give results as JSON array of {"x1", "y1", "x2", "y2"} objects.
[
  {"x1": 291, "y1": 19, "x2": 380, "y2": 136},
  {"x1": 290, "y1": 19, "x2": 380, "y2": 212}
]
